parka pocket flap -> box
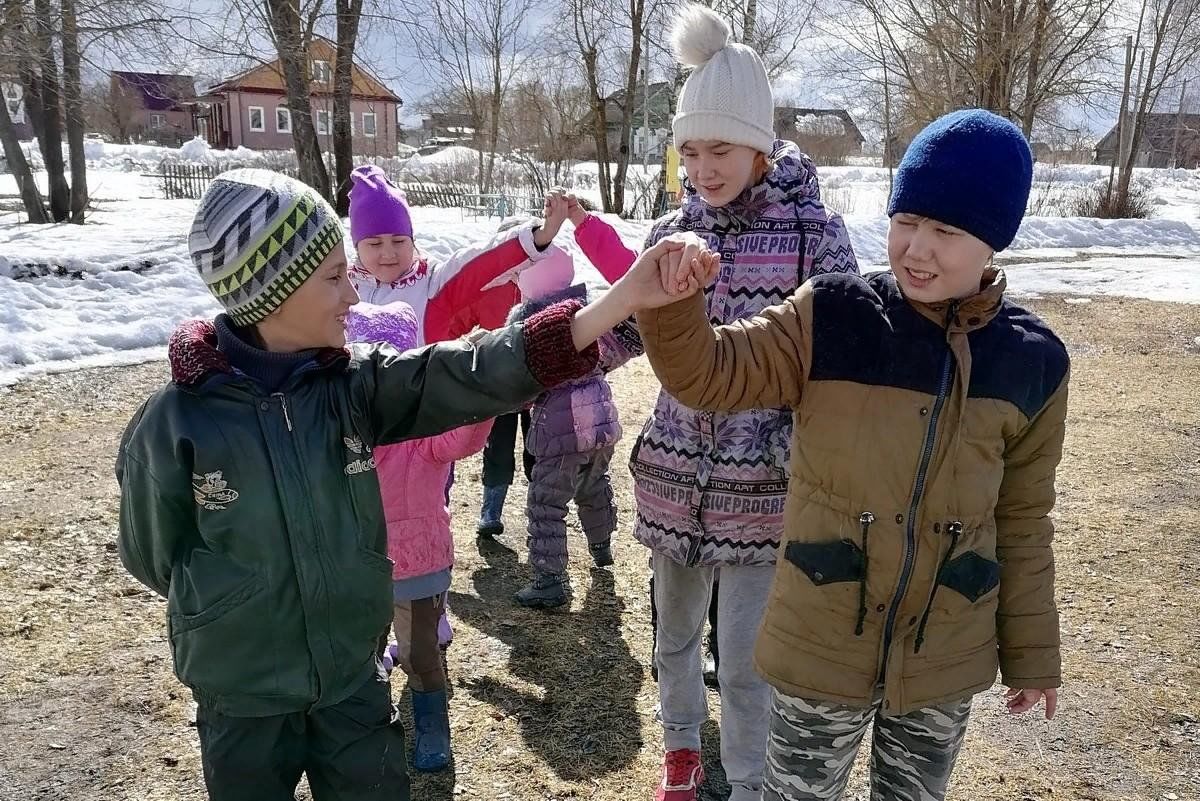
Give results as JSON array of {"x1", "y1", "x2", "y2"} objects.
[
  {"x1": 937, "y1": 551, "x2": 1000, "y2": 602},
  {"x1": 784, "y1": 539, "x2": 864, "y2": 585}
]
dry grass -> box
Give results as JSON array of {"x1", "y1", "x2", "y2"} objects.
[{"x1": 0, "y1": 296, "x2": 1198, "y2": 801}]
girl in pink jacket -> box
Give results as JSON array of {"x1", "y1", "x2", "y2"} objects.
[{"x1": 344, "y1": 299, "x2": 492, "y2": 775}]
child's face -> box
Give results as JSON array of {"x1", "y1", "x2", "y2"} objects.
[
  {"x1": 680, "y1": 141, "x2": 762, "y2": 208},
  {"x1": 258, "y1": 243, "x2": 360, "y2": 351},
  {"x1": 356, "y1": 234, "x2": 416, "y2": 284},
  {"x1": 887, "y1": 214, "x2": 993, "y2": 304}
]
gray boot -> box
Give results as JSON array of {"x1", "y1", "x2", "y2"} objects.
[
  {"x1": 514, "y1": 571, "x2": 569, "y2": 609},
  {"x1": 477, "y1": 484, "x2": 509, "y2": 539}
]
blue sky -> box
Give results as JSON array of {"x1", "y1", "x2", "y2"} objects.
[{"x1": 96, "y1": 1, "x2": 1163, "y2": 144}]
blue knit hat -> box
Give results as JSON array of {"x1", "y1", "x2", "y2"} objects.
[{"x1": 887, "y1": 109, "x2": 1033, "y2": 252}]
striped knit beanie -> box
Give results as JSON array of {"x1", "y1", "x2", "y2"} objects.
[{"x1": 189, "y1": 169, "x2": 344, "y2": 326}]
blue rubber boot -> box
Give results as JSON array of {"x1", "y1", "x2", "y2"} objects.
[
  {"x1": 477, "y1": 484, "x2": 509, "y2": 539},
  {"x1": 411, "y1": 688, "x2": 451, "y2": 772}
]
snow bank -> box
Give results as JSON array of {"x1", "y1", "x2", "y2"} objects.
[{"x1": 2, "y1": 161, "x2": 1198, "y2": 385}]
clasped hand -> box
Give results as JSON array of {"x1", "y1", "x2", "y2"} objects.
[{"x1": 612, "y1": 233, "x2": 720, "y2": 314}]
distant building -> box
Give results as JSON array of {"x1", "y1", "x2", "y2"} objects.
[
  {"x1": 420, "y1": 112, "x2": 475, "y2": 147},
  {"x1": 195, "y1": 36, "x2": 402, "y2": 156},
  {"x1": 576, "y1": 81, "x2": 673, "y2": 163},
  {"x1": 109, "y1": 71, "x2": 198, "y2": 146},
  {"x1": 1094, "y1": 113, "x2": 1200, "y2": 168},
  {"x1": 774, "y1": 107, "x2": 865, "y2": 164}
]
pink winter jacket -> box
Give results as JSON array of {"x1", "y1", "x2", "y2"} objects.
[
  {"x1": 375, "y1": 419, "x2": 494, "y2": 581},
  {"x1": 573, "y1": 213, "x2": 638, "y2": 284}
]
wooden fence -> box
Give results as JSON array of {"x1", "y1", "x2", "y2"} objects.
[
  {"x1": 150, "y1": 162, "x2": 543, "y2": 219},
  {"x1": 151, "y1": 162, "x2": 219, "y2": 200}
]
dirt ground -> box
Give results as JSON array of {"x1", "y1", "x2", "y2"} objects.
[{"x1": 0, "y1": 295, "x2": 1198, "y2": 801}]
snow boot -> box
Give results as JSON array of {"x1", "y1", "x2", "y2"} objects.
[
  {"x1": 514, "y1": 571, "x2": 569, "y2": 609},
  {"x1": 411, "y1": 688, "x2": 452, "y2": 772},
  {"x1": 589, "y1": 540, "x2": 614, "y2": 568},
  {"x1": 477, "y1": 484, "x2": 509, "y2": 539}
]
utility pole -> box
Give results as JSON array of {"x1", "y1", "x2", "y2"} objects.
[
  {"x1": 1109, "y1": 35, "x2": 1133, "y2": 197},
  {"x1": 642, "y1": 28, "x2": 651, "y2": 172},
  {"x1": 1171, "y1": 78, "x2": 1189, "y2": 169}
]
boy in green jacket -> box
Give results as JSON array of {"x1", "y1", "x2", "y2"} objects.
[{"x1": 116, "y1": 169, "x2": 663, "y2": 801}]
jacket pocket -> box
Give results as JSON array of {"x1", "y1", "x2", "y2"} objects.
[
  {"x1": 170, "y1": 572, "x2": 262, "y2": 636},
  {"x1": 358, "y1": 545, "x2": 395, "y2": 577},
  {"x1": 938, "y1": 551, "x2": 1000, "y2": 603},
  {"x1": 784, "y1": 540, "x2": 864, "y2": 585}
]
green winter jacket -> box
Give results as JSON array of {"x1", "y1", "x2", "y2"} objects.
[{"x1": 116, "y1": 302, "x2": 594, "y2": 717}]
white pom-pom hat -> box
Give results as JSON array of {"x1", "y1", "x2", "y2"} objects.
[{"x1": 671, "y1": 3, "x2": 775, "y2": 154}]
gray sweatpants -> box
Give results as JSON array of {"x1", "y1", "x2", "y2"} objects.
[
  {"x1": 525, "y1": 446, "x2": 617, "y2": 575},
  {"x1": 652, "y1": 552, "x2": 774, "y2": 801},
  {"x1": 762, "y1": 689, "x2": 972, "y2": 801}
]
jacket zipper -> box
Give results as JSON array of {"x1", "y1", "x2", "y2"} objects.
[
  {"x1": 914, "y1": 520, "x2": 963, "y2": 653},
  {"x1": 879, "y1": 348, "x2": 954, "y2": 676},
  {"x1": 854, "y1": 511, "x2": 875, "y2": 636},
  {"x1": 273, "y1": 393, "x2": 294, "y2": 432}
]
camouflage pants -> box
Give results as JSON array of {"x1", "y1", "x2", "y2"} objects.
[{"x1": 761, "y1": 689, "x2": 971, "y2": 801}]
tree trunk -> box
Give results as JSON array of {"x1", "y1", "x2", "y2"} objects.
[
  {"x1": 1019, "y1": 0, "x2": 1050, "y2": 136},
  {"x1": 266, "y1": 0, "x2": 331, "y2": 200},
  {"x1": 484, "y1": 66, "x2": 501, "y2": 193},
  {"x1": 611, "y1": 0, "x2": 645, "y2": 215},
  {"x1": 743, "y1": 0, "x2": 757, "y2": 43},
  {"x1": 581, "y1": 46, "x2": 613, "y2": 212},
  {"x1": 332, "y1": 0, "x2": 363, "y2": 215},
  {"x1": 61, "y1": 0, "x2": 87, "y2": 223},
  {"x1": 33, "y1": 0, "x2": 69, "y2": 221},
  {"x1": 0, "y1": 84, "x2": 49, "y2": 223},
  {"x1": 1117, "y1": 20, "x2": 1167, "y2": 206}
]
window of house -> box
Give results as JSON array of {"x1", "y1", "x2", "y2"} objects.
[
  {"x1": 150, "y1": 113, "x2": 166, "y2": 129},
  {"x1": 276, "y1": 107, "x2": 292, "y2": 133},
  {"x1": 311, "y1": 60, "x2": 332, "y2": 84},
  {"x1": 315, "y1": 109, "x2": 331, "y2": 135},
  {"x1": 363, "y1": 112, "x2": 377, "y2": 138},
  {"x1": 248, "y1": 106, "x2": 265, "y2": 132}
]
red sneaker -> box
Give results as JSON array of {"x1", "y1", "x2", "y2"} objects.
[{"x1": 655, "y1": 749, "x2": 704, "y2": 801}]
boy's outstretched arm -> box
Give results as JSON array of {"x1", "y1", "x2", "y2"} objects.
[
  {"x1": 994, "y1": 375, "x2": 1069, "y2": 716},
  {"x1": 355, "y1": 235, "x2": 696, "y2": 448},
  {"x1": 633, "y1": 239, "x2": 812, "y2": 412}
]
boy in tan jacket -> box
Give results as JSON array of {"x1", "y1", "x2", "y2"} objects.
[{"x1": 632, "y1": 109, "x2": 1068, "y2": 800}]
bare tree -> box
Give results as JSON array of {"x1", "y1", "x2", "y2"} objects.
[
  {"x1": 0, "y1": 8, "x2": 48, "y2": 222},
  {"x1": 264, "y1": 0, "x2": 332, "y2": 198},
  {"x1": 62, "y1": 0, "x2": 87, "y2": 222},
  {"x1": 332, "y1": 0, "x2": 363, "y2": 214},
  {"x1": 499, "y1": 77, "x2": 590, "y2": 192},
  {"x1": 712, "y1": 0, "x2": 819, "y2": 79},
  {"x1": 30, "y1": 0, "x2": 70, "y2": 220},
  {"x1": 566, "y1": 0, "x2": 661, "y2": 213},
  {"x1": 817, "y1": 0, "x2": 1115, "y2": 137},
  {"x1": 418, "y1": 0, "x2": 535, "y2": 192},
  {"x1": 1114, "y1": 0, "x2": 1200, "y2": 203}
]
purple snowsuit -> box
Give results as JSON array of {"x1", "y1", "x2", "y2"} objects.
[{"x1": 507, "y1": 284, "x2": 635, "y2": 575}]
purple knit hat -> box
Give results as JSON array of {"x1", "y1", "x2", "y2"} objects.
[
  {"x1": 344, "y1": 300, "x2": 419, "y2": 351},
  {"x1": 349, "y1": 165, "x2": 413, "y2": 245}
]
